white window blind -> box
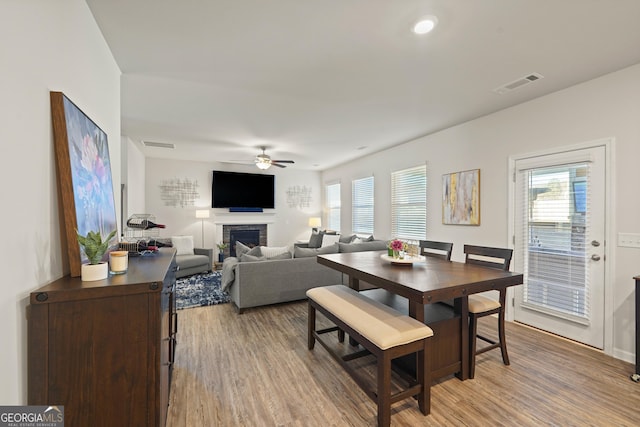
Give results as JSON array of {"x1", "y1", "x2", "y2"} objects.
[
  {"x1": 518, "y1": 162, "x2": 591, "y2": 323},
  {"x1": 352, "y1": 176, "x2": 374, "y2": 235},
  {"x1": 391, "y1": 165, "x2": 426, "y2": 240},
  {"x1": 326, "y1": 183, "x2": 341, "y2": 232}
]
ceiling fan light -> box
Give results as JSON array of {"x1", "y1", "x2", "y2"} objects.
[
  {"x1": 256, "y1": 160, "x2": 271, "y2": 170},
  {"x1": 413, "y1": 15, "x2": 438, "y2": 34}
]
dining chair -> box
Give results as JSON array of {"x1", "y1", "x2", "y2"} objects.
[
  {"x1": 464, "y1": 244, "x2": 513, "y2": 379},
  {"x1": 419, "y1": 240, "x2": 453, "y2": 261}
]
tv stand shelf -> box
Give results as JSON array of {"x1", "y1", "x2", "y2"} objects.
[{"x1": 28, "y1": 248, "x2": 177, "y2": 427}]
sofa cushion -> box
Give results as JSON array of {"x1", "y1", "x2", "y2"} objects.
[
  {"x1": 338, "y1": 240, "x2": 388, "y2": 253},
  {"x1": 172, "y1": 235, "x2": 194, "y2": 255},
  {"x1": 267, "y1": 251, "x2": 292, "y2": 260},
  {"x1": 294, "y1": 243, "x2": 339, "y2": 258},
  {"x1": 176, "y1": 254, "x2": 208, "y2": 269}
]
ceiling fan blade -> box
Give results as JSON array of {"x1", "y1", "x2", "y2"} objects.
[
  {"x1": 272, "y1": 160, "x2": 295, "y2": 164},
  {"x1": 270, "y1": 162, "x2": 286, "y2": 168},
  {"x1": 221, "y1": 160, "x2": 255, "y2": 165}
]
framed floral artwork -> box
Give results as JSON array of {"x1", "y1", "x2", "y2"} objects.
[
  {"x1": 442, "y1": 168, "x2": 480, "y2": 225},
  {"x1": 51, "y1": 92, "x2": 118, "y2": 276}
]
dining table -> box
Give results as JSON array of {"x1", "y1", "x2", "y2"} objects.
[{"x1": 317, "y1": 250, "x2": 524, "y2": 381}]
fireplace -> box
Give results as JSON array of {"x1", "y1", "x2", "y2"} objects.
[{"x1": 223, "y1": 224, "x2": 267, "y2": 257}]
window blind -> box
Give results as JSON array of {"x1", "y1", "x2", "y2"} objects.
[
  {"x1": 326, "y1": 183, "x2": 341, "y2": 232},
  {"x1": 352, "y1": 176, "x2": 374, "y2": 235},
  {"x1": 518, "y1": 162, "x2": 591, "y2": 324},
  {"x1": 391, "y1": 165, "x2": 426, "y2": 240}
]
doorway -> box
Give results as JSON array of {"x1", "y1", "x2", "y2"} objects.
[{"x1": 511, "y1": 144, "x2": 608, "y2": 349}]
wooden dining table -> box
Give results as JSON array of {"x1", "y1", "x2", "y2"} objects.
[{"x1": 317, "y1": 251, "x2": 524, "y2": 381}]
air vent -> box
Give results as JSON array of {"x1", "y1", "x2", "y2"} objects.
[
  {"x1": 493, "y1": 73, "x2": 544, "y2": 95},
  {"x1": 143, "y1": 141, "x2": 175, "y2": 149}
]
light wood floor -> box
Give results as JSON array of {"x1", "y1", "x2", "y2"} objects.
[{"x1": 166, "y1": 301, "x2": 639, "y2": 426}]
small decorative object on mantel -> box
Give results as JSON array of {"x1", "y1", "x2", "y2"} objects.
[
  {"x1": 216, "y1": 241, "x2": 228, "y2": 262},
  {"x1": 76, "y1": 229, "x2": 117, "y2": 281}
]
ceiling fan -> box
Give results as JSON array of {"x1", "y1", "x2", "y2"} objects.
[{"x1": 230, "y1": 146, "x2": 295, "y2": 170}]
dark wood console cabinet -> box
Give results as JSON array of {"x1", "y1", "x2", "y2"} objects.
[{"x1": 28, "y1": 249, "x2": 177, "y2": 427}]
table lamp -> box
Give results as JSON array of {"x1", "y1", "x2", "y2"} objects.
[{"x1": 308, "y1": 217, "x2": 322, "y2": 233}]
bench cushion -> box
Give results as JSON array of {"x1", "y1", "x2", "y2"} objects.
[{"x1": 307, "y1": 285, "x2": 433, "y2": 350}]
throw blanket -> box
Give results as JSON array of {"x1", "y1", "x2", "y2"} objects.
[{"x1": 221, "y1": 257, "x2": 238, "y2": 291}]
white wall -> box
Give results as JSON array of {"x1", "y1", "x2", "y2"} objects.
[
  {"x1": 144, "y1": 158, "x2": 322, "y2": 251},
  {"x1": 125, "y1": 137, "x2": 147, "y2": 223},
  {"x1": 322, "y1": 63, "x2": 640, "y2": 363},
  {"x1": 0, "y1": 0, "x2": 121, "y2": 403}
]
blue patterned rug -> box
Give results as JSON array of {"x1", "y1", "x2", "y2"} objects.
[{"x1": 175, "y1": 271, "x2": 230, "y2": 310}]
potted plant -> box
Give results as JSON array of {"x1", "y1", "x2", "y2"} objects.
[
  {"x1": 216, "y1": 241, "x2": 228, "y2": 262},
  {"x1": 77, "y1": 229, "x2": 117, "y2": 281}
]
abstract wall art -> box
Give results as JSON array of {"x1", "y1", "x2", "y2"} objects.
[
  {"x1": 442, "y1": 168, "x2": 480, "y2": 225},
  {"x1": 51, "y1": 92, "x2": 118, "y2": 276}
]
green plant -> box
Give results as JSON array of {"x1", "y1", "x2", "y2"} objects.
[
  {"x1": 76, "y1": 229, "x2": 117, "y2": 264},
  {"x1": 216, "y1": 241, "x2": 228, "y2": 250}
]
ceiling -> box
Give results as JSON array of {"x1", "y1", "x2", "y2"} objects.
[{"x1": 86, "y1": 0, "x2": 640, "y2": 170}]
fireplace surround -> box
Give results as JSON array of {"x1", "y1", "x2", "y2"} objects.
[{"x1": 224, "y1": 224, "x2": 267, "y2": 257}]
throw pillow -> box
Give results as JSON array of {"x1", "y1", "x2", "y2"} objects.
[
  {"x1": 235, "y1": 241, "x2": 251, "y2": 258},
  {"x1": 339, "y1": 234, "x2": 356, "y2": 244},
  {"x1": 308, "y1": 231, "x2": 324, "y2": 248},
  {"x1": 236, "y1": 241, "x2": 261, "y2": 258},
  {"x1": 172, "y1": 235, "x2": 194, "y2": 256},
  {"x1": 260, "y1": 245, "x2": 289, "y2": 258},
  {"x1": 321, "y1": 234, "x2": 340, "y2": 247},
  {"x1": 240, "y1": 253, "x2": 265, "y2": 262}
]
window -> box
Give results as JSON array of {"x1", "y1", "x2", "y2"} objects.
[
  {"x1": 391, "y1": 165, "x2": 427, "y2": 240},
  {"x1": 326, "y1": 183, "x2": 341, "y2": 232},
  {"x1": 518, "y1": 162, "x2": 591, "y2": 321},
  {"x1": 352, "y1": 176, "x2": 374, "y2": 235}
]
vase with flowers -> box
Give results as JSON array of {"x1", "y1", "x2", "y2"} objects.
[{"x1": 389, "y1": 239, "x2": 406, "y2": 259}]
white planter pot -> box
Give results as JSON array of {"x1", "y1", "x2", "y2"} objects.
[{"x1": 81, "y1": 262, "x2": 108, "y2": 281}]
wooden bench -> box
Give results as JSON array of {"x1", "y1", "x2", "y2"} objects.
[{"x1": 307, "y1": 285, "x2": 434, "y2": 427}]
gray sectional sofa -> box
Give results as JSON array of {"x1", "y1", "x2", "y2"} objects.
[{"x1": 221, "y1": 239, "x2": 388, "y2": 313}]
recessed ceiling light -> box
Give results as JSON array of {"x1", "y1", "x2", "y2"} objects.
[{"x1": 413, "y1": 15, "x2": 438, "y2": 35}]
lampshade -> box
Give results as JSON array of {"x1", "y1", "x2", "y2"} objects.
[
  {"x1": 308, "y1": 217, "x2": 322, "y2": 228},
  {"x1": 195, "y1": 209, "x2": 210, "y2": 219}
]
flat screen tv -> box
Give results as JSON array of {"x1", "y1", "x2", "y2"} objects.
[{"x1": 212, "y1": 170, "x2": 275, "y2": 209}]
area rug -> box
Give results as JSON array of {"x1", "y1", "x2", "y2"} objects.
[{"x1": 175, "y1": 271, "x2": 230, "y2": 310}]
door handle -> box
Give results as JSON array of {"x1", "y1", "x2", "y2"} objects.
[
  {"x1": 591, "y1": 240, "x2": 601, "y2": 247},
  {"x1": 591, "y1": 254, "x2": 601, "y2": 261}
]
